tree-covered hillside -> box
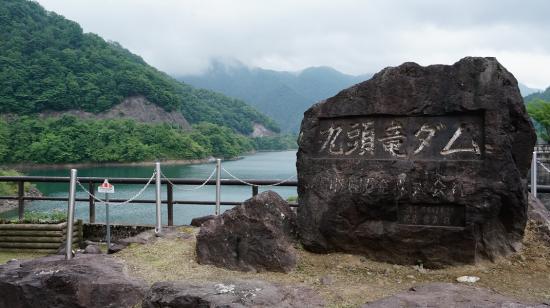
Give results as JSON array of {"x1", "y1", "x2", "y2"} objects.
[
  {"x1": 180, "y1": 60, "x2": 372, "y2": 132},
  {"x1": 0, "y1": 116, "x2": 255, "y2": 163},
  {"x1": 0, "y1": 0, "x2": 278, "y2": 134}
]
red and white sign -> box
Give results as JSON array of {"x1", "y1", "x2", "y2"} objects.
[{"x1": 98, "y1": 179, "x2": 115, "y2": 194}]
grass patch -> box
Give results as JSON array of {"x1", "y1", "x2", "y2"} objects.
[{"x1": 0, "y1": 209, "x2": 66, "y2": 224}]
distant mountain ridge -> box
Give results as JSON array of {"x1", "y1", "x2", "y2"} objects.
[
  {"x1": 524, "y1": 87, "x2": 550, "y2": 103},
  {"x1": 179, "y1": 61, "x2": 372, "y2": 132}
]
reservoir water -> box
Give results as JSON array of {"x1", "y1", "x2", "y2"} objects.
[{"x1": 2, "y1": 151, "x2": 297, "y2": 225}]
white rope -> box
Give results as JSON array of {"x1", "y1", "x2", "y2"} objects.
[
  {"x1": 160, "y1": 167, "x2": 217, "y2": 191},
  {"x1": 537, "y1": 160, "x2": 550, "y2": 174},
  {"x1": 222, "y1": 167, "x2": 296, "y2": 187},
  {"x1": 76, "y1": 171, "x2": 156, "y2": 205}
]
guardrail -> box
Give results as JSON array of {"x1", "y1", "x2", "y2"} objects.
[{"x1": 0, "y1": 175, "x2": 298, "y2": 226}]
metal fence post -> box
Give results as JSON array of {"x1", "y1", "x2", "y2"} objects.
[
  {"x1": 532, "y1": 151, "x2": 537, "y2": 198},
  {"x1": 88, "y1": 181, "x2": 95, "y2": 224},
  {"x1": 66, "y1": 169, "x2": 77, "y2": 260},
  {"x1": 215, "y1": 159, "x2": 221, "y2": 215},
  {"x1": 17, "y1": 181, "x2": 24, "y2": 221},
  {"x1": 155, "y1": 162, "x2": 162, "y2": 234},
  {"x1": 167, "y1": 183, "x2": 173, "y2": 226},
  {"x1": 105, "y1": 192, "x2": 110, "y2": 249}
]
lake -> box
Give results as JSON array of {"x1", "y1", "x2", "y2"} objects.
[{"x1": 1, "y1": 151, "x2": 297, "y2": 225}]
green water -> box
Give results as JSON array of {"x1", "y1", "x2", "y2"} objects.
[{"x1": 1, "y1": 151, "x2": 297, "y2": 225}]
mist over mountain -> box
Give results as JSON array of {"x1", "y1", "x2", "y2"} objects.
[
  {"x1": 519, "y1": 83, "x2": 542, "y2": 97},
  {"x1": 179, "y1": 60, "x2": 372, "y2": 132}
]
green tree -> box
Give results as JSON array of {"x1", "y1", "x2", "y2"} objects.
[{"x1": 526, "y1": 99, "x2": 550, "y2": 142}]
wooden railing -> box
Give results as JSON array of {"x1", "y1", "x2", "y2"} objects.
[{"x1": 0, "y1": 176, "x2": 298, "y2": 226}]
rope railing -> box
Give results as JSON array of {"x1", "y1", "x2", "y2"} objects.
[
  {"x1": 221, "y1": 166, "x2": 296, "y2": 187},
  {"x1": 76, "y1": 171, "x2": 157, "y2": 205},
  {"x1": 537, "y1": 160, "x2": 550, "y2": 174},
  {"x1": 160, "y1": 167, "x2": 217, "y2": 191}
]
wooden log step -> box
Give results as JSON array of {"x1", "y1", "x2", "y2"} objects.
[
  {"x1": 0, "y1": 242, "x2": 62, "y2": 249},
  {"x1": 0, "y1": 248, "x2": 58, "y2": 253},
  {"x1": 0, "y1": 223, "x2": 67, "y2": 231},
  {"x1": 0, "y1": 230, "x2": 64, "y2": 237},
  {"x1": 0, "y1": 236, "x2": 65, "y2": 243}
]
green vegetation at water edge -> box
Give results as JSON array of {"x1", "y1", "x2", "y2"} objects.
[
  {"x1": 0, "y1": 169, "x2": 33, "y2": 195},
  {"x1": 252, "y1": 135, "x2": 298, "y2": 151},
  {"x1": 0, "y1": 116, "x2": 255, "y2": 163},
  {"x1": 0, "y1": 0, "x2": 278, "y2": 134}
]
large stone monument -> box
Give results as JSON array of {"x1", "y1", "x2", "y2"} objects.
[{"x1": 297, "y1": 57, "x2": 536, "y2": 267}]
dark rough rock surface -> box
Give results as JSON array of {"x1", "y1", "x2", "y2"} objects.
[
  {"x1": 528, "y1": 194, "x2": 550, "y2": 243},
  {"x1": 297, "y1": 57, "x2": 536, "y2": 267},
  {"x1": 196, "y1": 191, "x2": 297, "y2": 272},
  {"x1": 362, "y1": 283, "x2": 549, "y2": 307},
  {"x1": 142, "y1": 280, "x2": 324, "y2": 308},
  {"x1": 83, "y1": 223, "x2": 154, "y2": 242},
  {"x1": 107, "y1": 242, "x2": 128, "y2": 254},
  {"x1": 84, "y1": 244, "x2": 102, "y2": 254},
  {"x1": 0, "y1": 254, "x2": 145, "y2": 308},
  {"x1": 190, "y1": 214, "x2": 216, "y2": 227}
]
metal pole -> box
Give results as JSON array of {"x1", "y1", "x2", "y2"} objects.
[
  {"x1": 65, "y1": 169, "x2": 77, "y2": 260},
  {"x1": 105, "y1": 193, "x2": 110, "y2": 249},
  {"x1": 532, "y1": 151, "x2": 537, "y2": 198},
  {"x1": 88, "y1": 181, "x2": 95, "y2": 223},
  {"x1": 215, "y1": 159, "x2": 221, "y2": 215},
  {"x1": 155, "y1": 162, "x2": 162, "y2": 235},
  {"x1": 17, "y1": 181, "x2": 24, "y2": 221}
]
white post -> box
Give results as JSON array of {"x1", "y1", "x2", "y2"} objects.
[
  {"x1": 215, "y1": 159, "x2": 221, "y2": 215},
  {"x1": 65, "y1": 169, "x2": 77, "y2": 260},
  {"x1": 532, "y1": 151, "x2": 537, "y2": 198},
  {"x1": 155, "y1": 162, "x2": 162, "y2": 235},
  {"x1": 105, "y1": 192, "x2": 110, "y2": 249}
]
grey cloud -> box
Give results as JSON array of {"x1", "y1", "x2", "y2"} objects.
[{"x1": 36, "y1": 0, "x2": 550, "y2": 88}]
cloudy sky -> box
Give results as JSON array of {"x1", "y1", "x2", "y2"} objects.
[{"x1": 36, "y1": 0, "x2": 550, "y2": 89}]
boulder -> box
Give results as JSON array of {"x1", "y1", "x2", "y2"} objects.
[
  {"x1": 84, "y1": 244, "x2": 102, "y2": 254},
  {"x1": 362, "y1": 283, "x2": 548, "y2": 307},
  {"x1": 0, "y1": 254, "x2": 145, "y2": 308},
  {"x1": 190, "y1": 214, "x2": 216, "y2": 227},
  {"x1": 196, "y1": 191, "x2": 297, "y2": 272},
  {"x1": 142, "y1": 280, "x2": 324, "y2": 308},
  {"x1": 297, "y1": 57, "x2": 536, "y2": 267}
]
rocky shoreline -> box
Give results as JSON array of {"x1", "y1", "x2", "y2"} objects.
[{"x1": 0, "y1": 186, "x2": 42, "y2": 215}]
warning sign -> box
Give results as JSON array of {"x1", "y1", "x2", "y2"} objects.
[{"x1": 98, "y1": 179, "x2": 115, "y2": 194}]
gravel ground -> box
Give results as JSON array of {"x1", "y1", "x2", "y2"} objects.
[{"x1": 114, "y1": 222, "x2": 550, "y2": 307}]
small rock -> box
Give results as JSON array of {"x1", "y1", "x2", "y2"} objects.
[
  {"x1": 84, "y1": 244, "x2": 102, "y2": 254},
  {"x1": 406, "y1": 275, "x2": 415, "y2": 279},
  {"x1": 190, "y1": 214, "x2": 216, "y2": 227},
  {"x1": 456, "y1": 276, "x2": 480, "y2": 283},
  {"x1": 320, "y1": 275, "x2": 334, "y2": 285},
  {"x1": 413, "y1": 264, "x2": 427, "y2": 273},
  {"x1": 107, "y1": 243, "x2": 128, "y2": 254}
]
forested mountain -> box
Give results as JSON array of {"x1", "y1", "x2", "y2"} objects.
[
  {"x1": 0, "y1": 0, "x2": 278, "y2": 135},
  {"x1": 519, "y1": 83, "x2": 542, "y2": 97},
  {"x1": 524, "y1": 87, "x2": 550, "y2": 103},
  {"x1": 179, "y1": 60, "x2": 372, "y2": 132}
]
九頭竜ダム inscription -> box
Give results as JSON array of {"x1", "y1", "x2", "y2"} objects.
[{"x1": 316, "y1": 114, "x2": 483, "y2": 160}]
